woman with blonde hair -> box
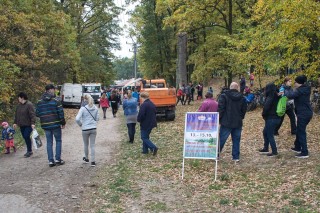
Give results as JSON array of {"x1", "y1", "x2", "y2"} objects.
[
  {"x1": 76, "y1": 94, "x2": 99, "y2": 166},
  {"x1": 123, "y1": 90, "x2": 138, "y2": 143}
]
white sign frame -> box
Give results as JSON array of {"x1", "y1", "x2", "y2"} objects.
[{"x1": 182, "y1": 112, "x2": 219, "y2": 181}]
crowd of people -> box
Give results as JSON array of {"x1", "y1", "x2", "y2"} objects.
[
  {"x1": 1, "y1": 74, "x2": 314, "y2": 168},
  {"x1": 194, "y1": 74, "x2": 313, "y2": 160}
]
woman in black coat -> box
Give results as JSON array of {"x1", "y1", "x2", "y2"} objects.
[{"x1": 259, "y1": 83, "x2": 281, "y2": 156}]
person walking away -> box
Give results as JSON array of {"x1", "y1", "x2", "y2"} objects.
[
  {"x1": 109, "y1": 90, "x2": 120, "y2": 117},
  {"x1": 99, "y1": 93, "x2": 110, "y2": 119},
  {"x1": 132, "y1": 88, "x2": 140, "y2": 105},
  {"x1": 123, "y1": 90, "x2": 138, "y2": 143},
  {"x1": 137, "y1": 92, "x2": 158, "y2": 155},
  {"x1": 274, "y1": 77, "x2": 297, "y2": 135},
  {"x1": 240, "y1": 75, "x2": 246, "y2": 94},
  {"x1": 259, "y1": 83, "x2": 281, "y2": 156},
  {"x1": 208, "y1": 87, "x2": 213, "y2": 94},
  {"x1": 190, "y1": 83, "x2": 195, "y2": 101},
  {"x1": 196, "y1": 83, "x2": 203, "y2": 100},
  {"x1": 218, "y1": 82, "x2": 247, "y2": 161},
  {"x1": 1, "y1": 122, "x2": 16, "y2": 154},
  {"x1": 180, "y1": 84, "x2": 186, "y2": 105},
  {"x1": 198, "y1": 91, "x2": 218, "y2": 112},
  {"x1": 184, "y1": 82, "x2": 192, "y2": 105},
  {"x1": 13, "y1": 92, "x2": 36, "y2": 157},
  {"x1": 36, "y1": 84, "x2": 66, "y2": 167},
  {"x1": 249, "y1": 73, "x2": 255, "y2": 87},
  {"x1": 76, "y1": 94, "x2": 99, "y2": 167},
  {"x1": 284, "y1": 75, "x2": 313, "y2": 158},
  {"x1": 176, "y1": 88, "x2": 184, "y2": 105}
]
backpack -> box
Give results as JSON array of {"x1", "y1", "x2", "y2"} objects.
[{"x1": 276, "y1": 96, "x2": 288, "y2": 116}]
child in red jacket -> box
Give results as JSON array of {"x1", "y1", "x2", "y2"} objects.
[{"x1": 1, "y1": 122, "x2": 16, "y2": 154}]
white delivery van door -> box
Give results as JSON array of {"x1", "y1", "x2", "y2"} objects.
[{"x1": 71, "y1": 84, "x2": 83, "y2": 105}]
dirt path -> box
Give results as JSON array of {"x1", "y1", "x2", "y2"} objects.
[{"x1": 0, "y1": 107, "x2": 122, "y2": 213}]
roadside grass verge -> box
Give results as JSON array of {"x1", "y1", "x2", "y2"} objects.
[{"x1": 85, "y1": 102, "x2": 320, "y2": 212}]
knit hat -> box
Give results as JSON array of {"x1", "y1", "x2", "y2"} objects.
[
  {"x1": 1, "y1": 122, "x2": 8, "y2": 127},
  {"x1": 295, "y1": 75, "x2": 307, "y2": 84}
]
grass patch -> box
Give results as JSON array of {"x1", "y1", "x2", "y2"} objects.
[
  {"x1": 219, "y1": 198, "x2": 230, "y2": 205},
  {"x1": 290, "y1": 198, "x2": 305, "y2": 206},
  {"x1": 144, "y1": 201, "x2": 168, "y2": 212},
  {"x1": 209, "y1": 184, "x2": 223, "y2": 190},
  {"x1": 220, "y1": 173, "x2": 231, "y2": 182}
]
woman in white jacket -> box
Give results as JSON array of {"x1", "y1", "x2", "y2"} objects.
[{"x1": 76, "y1": 94, "x2": 99, "y2": 166}]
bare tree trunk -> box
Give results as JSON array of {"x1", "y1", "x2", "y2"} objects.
[{"x1": 177, "y1": 32, "x2": 187, "y2": 88}]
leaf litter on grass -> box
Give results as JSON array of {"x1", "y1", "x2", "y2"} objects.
[{"x1": 84, "y1": 99, "x2": 320, "y2": 212}]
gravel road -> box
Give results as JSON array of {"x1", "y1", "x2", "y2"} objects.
[{"x1": 0, "y1": 107, "x2": 122, "y2": 213}]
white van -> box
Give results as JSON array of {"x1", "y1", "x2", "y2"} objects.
[
  {"x1": 60, "y1": 83, "x2": 83, "y2": 107},
  {"x1": 82, "y1": 83, "x2": 101, "y2": 103}
]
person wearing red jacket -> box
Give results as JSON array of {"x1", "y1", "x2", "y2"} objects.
[
  {"x1": 176, "y1": 88, "x2": 184, "y2": 105},
  {"x1": 99, "y1": 93, "x2": 110, "y2": 119}
]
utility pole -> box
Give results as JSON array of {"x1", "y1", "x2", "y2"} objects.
[{"x1": 127, "y1": 40, "x2": 138, "y2": 80}]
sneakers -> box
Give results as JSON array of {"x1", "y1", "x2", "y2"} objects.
[
  {"x1": 83, "y1": 157, "x2": 89, "y2": 163},
  {"x1": 55, "y1": 159, "x2": 65, "y2": 166},
  {"x1": 49, "y1": 161, "x2": 56, "y2": 167},
  {"x1": 232, "y1": 159, "x2": 240, "y2": 162},
  {"x1": 24, "y1": 152, "x2": 33, "y2": 158},
  {"x1": 295, "y1": 153, "x2": 309, "y2": 159},
  {"x1": 267, "y1": 153, "x2": 278, "y2": 157},
  {"x1": 153, "y1": 147, "x2": 158, "y2": 156},
  {"x1": 291, "y1": 147, "x2": 301, "y2": 153},
  {"x1": 259, "y1": 148, "x2": 269, "y2": 154},
  {"x1": 91, "y1": 162, "x2": 96, "y2": 167}
]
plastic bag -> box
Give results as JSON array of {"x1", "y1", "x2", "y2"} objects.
[
  {"x1": 276, "y1": 96, "x2": 288, "y2": 117},
  {"x1": 31, "y1": 129, "x2": 42, "y2": 149}
]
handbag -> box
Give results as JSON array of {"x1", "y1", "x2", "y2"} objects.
[{"x1": 84, "y1": 106, "x2": 97, "y2": 121}]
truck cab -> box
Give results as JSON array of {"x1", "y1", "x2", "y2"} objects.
[{"x1": 140, "y1": 79, "x2": 176, "y2": 121}]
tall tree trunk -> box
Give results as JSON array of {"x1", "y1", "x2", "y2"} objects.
[{"x1": 177, "y1": 32, "x2": 187, "y2": 88}]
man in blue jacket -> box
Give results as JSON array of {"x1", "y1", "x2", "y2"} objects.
[
  {"x1": 137, "y1": 92, "x2": 158, "y2": 155},
  {"x1": 36, "y1": 84, "x2": 66, "y2": 167}
]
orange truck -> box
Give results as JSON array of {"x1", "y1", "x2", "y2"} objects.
[{"x1": 139, "y1": 79, "x2": 176, "y2": 121}]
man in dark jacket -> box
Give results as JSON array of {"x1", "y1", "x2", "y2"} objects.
[
  {"x1": 137, "y1": 92, "x2": 158, "y2": 155},
  {"x1": 259, "y1": 83, "x2": 281, "y2": 156},
  {"x1": 284, "y1": 75, "x2": 313, "y2": 158},
  {"x1": 13, "y1": 92, "x2": 36, "y2": 157},
  {"x1": 239, "y1": 75, "x2": 246, "y2": 94},
  {"x1": 36, "y1": 84, "x2": 66, "y2": 167},
  {"x1": 218, "y1": 82, "x2": 247, "y2": 161}
]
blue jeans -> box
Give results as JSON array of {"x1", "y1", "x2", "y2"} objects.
[
  {"x1": 141, "y1": 129, "x2": 157, "y2": 153},
  {"x1": 45, "y1": 128, "x2": 62, "y2": 162},
  {"x1": 20, "y1": 126, "x2": 33, "y2": 153},
  {"x1": 294, "y1": 115, "x2": 312, "y2": 155},
  {"x1": 263, "y1": 118, "x2": 281, "y2": 154},
  {"x1": 219, "y1": 125, "x2": 242, "y2": 160},
  {"x1": 127, "y1": 123, "x2": 136, "y2": 142}
]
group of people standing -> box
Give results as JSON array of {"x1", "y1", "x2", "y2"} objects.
[
  {"x1": 195, "y1": 74, "x2": 313, "y2": 161},
  {"x1": 176, "y1": 82, "x2": 204, "y2": 105}
]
